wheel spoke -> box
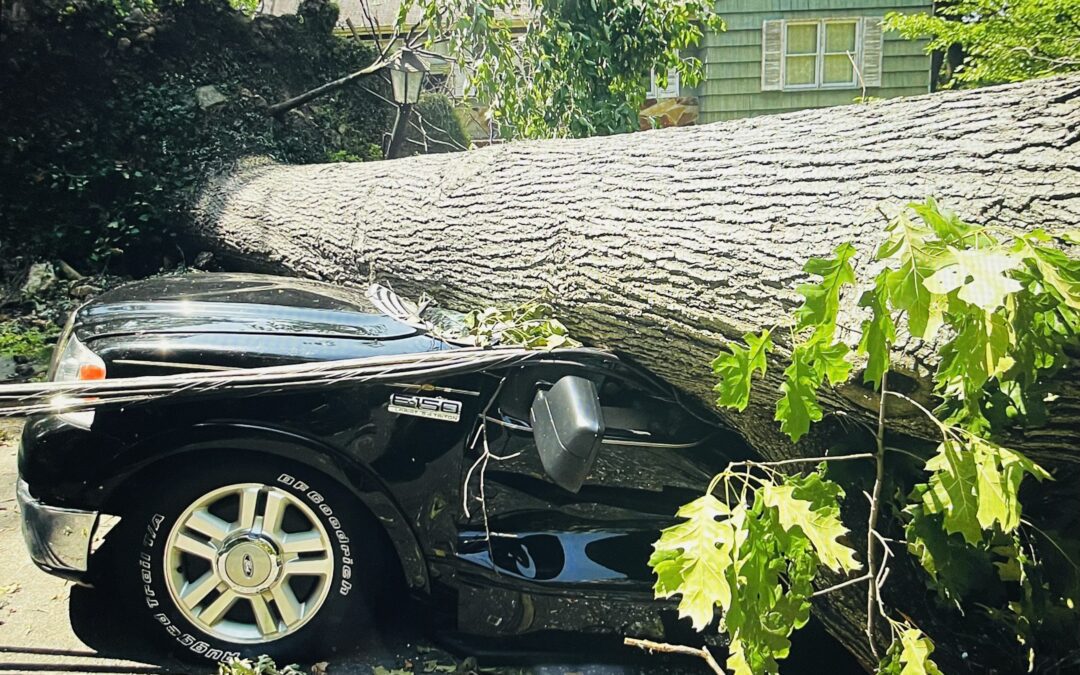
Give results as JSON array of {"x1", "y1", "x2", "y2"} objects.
[
  {"x1": 179, "y1": 570, "x2": 222, "y2": 609},
  {"x1": 173, "y1": 532, "x2": 217, "y2": 560},
  {"x1": 166, "y1": 482, "x2": 336, "y2": 643},
  {"x1": 283, "y1": 555, "x2": 334, "y2": 578},
  {"x1": 236, "y1": 486, "x2": 260, "y2": 532},
  {"x1": 199, "y1": 589, "x2": 238, "y2": 626},
  {"x1": 261, "y1": 490, "x2": 289, "y2": 539},
  {"x1": 269, "y1": 583, "x2": 302, "y2": 628},
  {"x1": 184, "y1": 509, "x2": 231, "y2": 545},
  {"x1": 250, "y1": 594, "x2": 279, "y2": 637},
  {"x1": 281, "y1": 530, "x2": 326, "y2": 554}
]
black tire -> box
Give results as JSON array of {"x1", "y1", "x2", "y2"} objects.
[{"x1": 104, "y1": 454, "x2": 383, "y2": 665}]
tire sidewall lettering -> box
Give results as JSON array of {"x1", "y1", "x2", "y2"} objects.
[{"x1": 277, "y1": 473, "x2": 352, "y2": 597}]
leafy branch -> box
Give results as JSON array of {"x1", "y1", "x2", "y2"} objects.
[
  {"x1": 464, "y1": 301, "x2": 581, "y2": 350},
  {"x1": 646, "y1": 198, "x2": 1079, "y2": 674}
]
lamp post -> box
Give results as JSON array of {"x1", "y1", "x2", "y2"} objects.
[{"x1": 386, "y1": 48, "x2": 429, "y2": 159}]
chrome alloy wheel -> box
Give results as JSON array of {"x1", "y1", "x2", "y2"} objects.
[{"x1": 163, "y1": 483, "x2": 335, "y2": 644}]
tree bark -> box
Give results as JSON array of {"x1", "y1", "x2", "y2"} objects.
[{"x1": 194, "y1": 75, "x2": 1080, "y2": 670}]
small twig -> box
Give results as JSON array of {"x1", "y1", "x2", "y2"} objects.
[
  {"x1": 865, "y1": 370, "x2": 889, "y2": 659},
  {"x1": 812, "y1": 573, "x2": 873, "y2": 598},
  {"x1": 623, "y1": 638, "x2": 726, "y2": 675},
  {"x1": 1021, "y1": 518, "x2": 1080, "y2": 572},
  {"x1": 883, "y1": 445, "x2": 925, "y2": 463},
  {"x1": 885, "y1": 390, "x2": 958, "y2": 441},
  {"x1": 739, "y1": 453, "x2": 875, "y2": 468}
]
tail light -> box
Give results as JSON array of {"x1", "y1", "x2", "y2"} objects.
[{"x1": 51, "y1": 333, "x2": 107, "y2": 429}]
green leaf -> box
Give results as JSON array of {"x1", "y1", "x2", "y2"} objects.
[
  {"x1": 879, "y1": 627, "x2": 943, "y2": 675},
  {"x1": 1022, "y1": 239, "x2": 1080, "y2": 311},
  {"x1": 935, "y1": 310, "x2": 1013, "y2": 430},
  {"x1": 858, "y1": 270, "x2": 896, "y2": 388},
  {"x1": 922, "y1": 440, "x2": 983, "y2": 545},
  {"x1": 808, "y1": 337, "x2": 854, "y2": 386},
  {"x1": 879, "y1": 212, "x2": 946, "y2": 339},
  {"x1": 721, "y1": 499, "x2": 815, "y2": 675},
  {"x1": 759, "y1": 476, "x2": 861, "y2": 573},
  {"x1": 910, "y1": 196, "x2": 972, "y2": 244},
  {"x1": 774, "y1": 345, "x2": 823, "y2": 443},
  {"x1": 974, "y1": 438, "x2": 1050, "y2": 533},
  {"x1": 650, "y1": 495, "x2": 741, "y2": 630},
  {"x1": 921, "y1": 438, "x2": 1049, "y2": 545},
  {"x1": 904, "y1": 500, "x2": 998, "y2": 602},
  {"x1": 924, "y1": 248, "x2": 1022, "y2": 311},
  {"x1": 713, "y1": 330, "x2": 773, "y2": 411},
  {"x1": 794, "y1": 242, "x2": 857, "y2": 335}
]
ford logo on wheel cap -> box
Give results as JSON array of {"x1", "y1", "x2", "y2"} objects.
[{"x1": 242, "y1": 552, "x2": 255, "y2": 578}]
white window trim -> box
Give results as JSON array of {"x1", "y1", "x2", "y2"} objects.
[
  {"x1": 648, "y1": 68, "x2": 681, "y2": 99},
  {"x1": 781, "y1": 18, "x2": 862, "y2": 92}
]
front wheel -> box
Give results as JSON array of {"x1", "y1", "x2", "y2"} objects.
[{"x1": 107, "y1": 456, "x2": 380, "y2": 665}]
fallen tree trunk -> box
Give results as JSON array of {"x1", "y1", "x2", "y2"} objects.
[{"x1": 194, "y1": 75, "x2": 1080, "y2": 669}]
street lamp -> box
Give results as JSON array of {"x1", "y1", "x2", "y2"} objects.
[
  {"x1": 386, "y1": 48, "x2": 430, "y2": 159},
  {"x1": 388, "y1": 48, "x2": 429, "y2": 105}
]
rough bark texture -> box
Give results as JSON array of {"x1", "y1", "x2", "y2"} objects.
[{"x1": 194, "y1": 75, "x2": 1080, "y2": 670}]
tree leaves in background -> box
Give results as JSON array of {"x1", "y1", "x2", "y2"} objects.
[
  {"x1": 404, "y1": 0, "x2": 725, "y2": 139},
  {"x1": 885, "y1": 0, "x2": 1080, "y2": 87}
]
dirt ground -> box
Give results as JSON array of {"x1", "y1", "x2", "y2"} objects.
[{"x1": 0, "y1": 418, "x2": 708, "y2": 675}]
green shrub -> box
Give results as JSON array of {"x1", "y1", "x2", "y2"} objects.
[
  {"x1": 404, "y1": 92, "x2": 471, "y2": 155},
  {"x1": 0, "y1": 0, "x2": 395, "y2": 272}
]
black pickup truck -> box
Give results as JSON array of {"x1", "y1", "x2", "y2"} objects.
[{"x1": 17, "y1": 272, "x2": 749, "y2": 664}]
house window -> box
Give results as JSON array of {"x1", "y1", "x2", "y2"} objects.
[
  {"x1": 648, "y1": 68, "x2": 680, "y2": 99},
  {"x1": 762, "y1": 17, "x2": 883, "y2": 92},
  {"x1": 784, "y1": 20, "x2": 859, "y2": 89}
]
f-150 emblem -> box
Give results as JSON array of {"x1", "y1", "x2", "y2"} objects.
[{"x1": 388, "y1": 393, "x2": 462, "y2": 423}]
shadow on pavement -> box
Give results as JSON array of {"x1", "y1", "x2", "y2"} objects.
[{"x1": 69, "y1": 576, "x2": 865, "y2": 675}]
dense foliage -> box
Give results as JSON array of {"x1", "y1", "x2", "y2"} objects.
[
  {"x1": 403, "y1": 93, "x2": 471, "y2": 155},
  {"x1": 885, "y1": 0, "x2": 1080, "y2": 87},
  {"x1": 403, "y1": 0, "x2": 723, "y2": 139},
  {"x1": 0, "y1": 0, "x2": 394, "y2": 272},
  {"x1": 654, "y1": 200, "x2": 1080, "y2": 673}
]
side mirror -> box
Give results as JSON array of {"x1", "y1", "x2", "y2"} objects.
[{"x1": 530, "y1": 375, "x2": 605, "y2": 493}]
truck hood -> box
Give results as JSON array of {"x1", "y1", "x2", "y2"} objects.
[{"x1": 74, "y1": 273, "x2": 422, "y2": 342}]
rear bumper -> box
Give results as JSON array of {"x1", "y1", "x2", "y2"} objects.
[{"x1": 17, "y1": 479, "x2": 99, "y2": 580}]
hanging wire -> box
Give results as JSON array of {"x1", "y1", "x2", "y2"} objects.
[{"x1": 0, "y1": 347, "x2": 609, "y2": 417}]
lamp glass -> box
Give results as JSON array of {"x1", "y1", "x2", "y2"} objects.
[{"x1": 389, "y1": 50, "x2": 428, "y2": 105}]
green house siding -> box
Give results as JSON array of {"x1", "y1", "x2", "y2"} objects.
[{"x1": 696, "y1": 0, "x2": 932, "y2": 122}]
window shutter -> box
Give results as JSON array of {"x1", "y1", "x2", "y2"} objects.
[
  {"x1": 650, "y1": 68, "x2": 681, "y2": 98},
  {"x1": 452, "y1": 66, "x2": 468, "y2": 99},
  {"x1": 761, "y1": 20, "x2": 784, "y2": 91},
  {"x1": 861, "y1": 17, "x2": 884, "y2": 88}
]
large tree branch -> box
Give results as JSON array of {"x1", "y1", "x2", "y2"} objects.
[
  {"x1": 267, "y1": 58, "x2": 389, "y2": 116},
  {"x1": 194, "y1": 75, "x2": 1080, "y2": 670}
]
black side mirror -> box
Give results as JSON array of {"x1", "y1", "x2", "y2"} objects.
[{"x1": 530, "y1": 375, "x2": 605, "y2": 493}]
